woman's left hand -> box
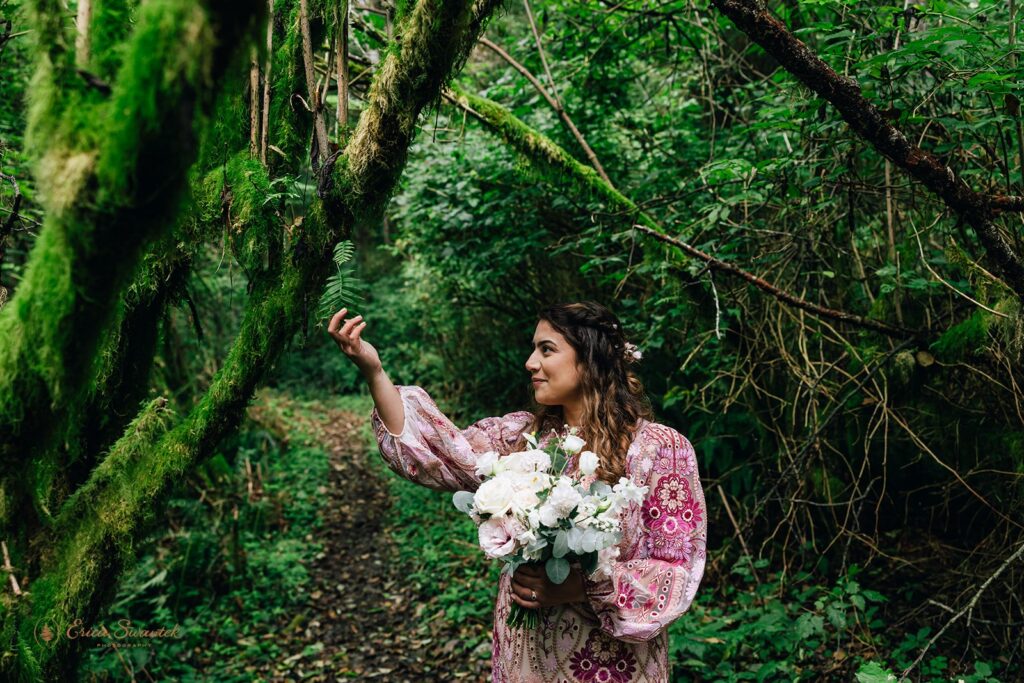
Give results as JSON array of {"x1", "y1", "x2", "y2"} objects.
[{"x1": 510, "y1": 562, "x2": 586, "y2": 609}]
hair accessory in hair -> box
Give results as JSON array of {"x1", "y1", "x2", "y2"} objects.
[{"x1": 623, "y1": 341, "x2": 642, "y2": 363}]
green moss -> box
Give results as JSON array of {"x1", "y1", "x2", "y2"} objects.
[
  {"x1": 929, "y1": 309, "x2": 990, "y2": 361},
  {"x1": 89, "y1": 0, "x2": 135, "y2": 82}
]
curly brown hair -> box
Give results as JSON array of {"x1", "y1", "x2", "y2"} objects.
[{"x1": 514, "y1": 301, "x2": 653, "y2": 484}]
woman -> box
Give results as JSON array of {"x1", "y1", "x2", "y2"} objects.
[{"x1": 328, "y1": 301, "x2": 707, "y2": 682}]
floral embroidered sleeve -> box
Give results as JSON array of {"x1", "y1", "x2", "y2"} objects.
[
  {"x1": 370, "y1": 384, "x2": 533, "y2": 493},
  {"x1": 580, "y1": 425, "x2": 707, "y2": 643}
]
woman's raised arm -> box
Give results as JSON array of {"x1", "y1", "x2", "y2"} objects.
[
  {"x1": 327, "y1": 307, "x2": 404, "y2": 435},
  {"x1": 327, "y1": 307, "x2": 532, "y2": 492}
]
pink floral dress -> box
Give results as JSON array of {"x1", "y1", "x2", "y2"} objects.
[{"x1": 371, "y1": 385, "x2": 707, "y2": 682}]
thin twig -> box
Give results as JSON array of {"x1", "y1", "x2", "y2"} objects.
[
  {"x1": 74, "y1": 0, "x2": 92, "y2": 66},
  {"x1": 260, "y1": 0, "x2": 274, "y2": 165},
  {"x1": 335, "y1": 0, "x2": 350, "y2": 142},
  {"x1": 900, "y1": 541, "x2": 1024, "y2": 681},
  {"x1": 717, "y1": 485, "x2": 759, "y2": 584},
  {"x1": 631, "y1": 223, "x2": 916, "y2": 339},
  {"x1": 522, "y1": 0, "x2": 560, "y2": 104},
  {"x1": 300, "y1": 0, "x2": 330, "y2": 163},
  {"x1": 249, "y1": 47, "x2": 261, "y2": 157},
  {"x1": 910, "y1": 216, "x2": 1009, "y2": 318}
]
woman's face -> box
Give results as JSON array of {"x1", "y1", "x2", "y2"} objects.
[{"x1": 525, "y1": 320, "x2": 582, "y2": 407}]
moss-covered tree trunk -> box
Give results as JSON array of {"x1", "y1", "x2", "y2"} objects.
[{"x1": 0, "y1": 0, "x2": 505, "y2": 678}]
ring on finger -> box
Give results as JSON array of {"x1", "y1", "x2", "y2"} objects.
[{"x1": 530, "y1": 590, "x2": 537, "y2": 601}]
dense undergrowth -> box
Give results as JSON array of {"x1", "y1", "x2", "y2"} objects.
[
  {"x1": 78, "y1": 386, "x2": 1011, "y2": 680},
  {"x1": 79, "y1": 392, "x2": 336, "y2": 681}
]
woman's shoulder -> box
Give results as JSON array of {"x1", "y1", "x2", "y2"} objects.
[{"x1": 632, "y1": 418, "x2": 695, "y2": 453}]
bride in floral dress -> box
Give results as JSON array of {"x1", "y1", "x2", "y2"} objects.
[{"x1": 328, "y1": 301, "x2": 707, "y2": 682}]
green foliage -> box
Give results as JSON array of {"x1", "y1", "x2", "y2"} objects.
[
  {"x1": 79, "y1": 397, "x2": 327, "y2": 681},
  {"x1": 316, "y1": 239, "x2": 366, "y2": 321},
  {"x1": 1, "y1": 0, "x2": 1022, "y2": 679}
]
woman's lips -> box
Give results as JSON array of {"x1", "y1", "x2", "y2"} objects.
[{"x1": 531, "y1": 379, "x2": 546, "y2": 385}]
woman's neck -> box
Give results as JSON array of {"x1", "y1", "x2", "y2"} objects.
[{"x1": 562, "y1": 401, "x2": 582, "y2": 431}]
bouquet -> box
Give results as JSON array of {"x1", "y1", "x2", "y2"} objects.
[{"x1": 452, "y1": 427, "x2": 648, "y2": 629}]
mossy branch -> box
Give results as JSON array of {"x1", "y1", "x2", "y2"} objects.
[
  {"x1": 10, "y1": 398, "x2": 177, "y2": 680},
  {"x1": 2, "y1": 0, "x2": 505, "y2": 677},
  {"x1": 330, "y1": 0, "x2": 506, "y2": 217},
  {"x1": 446, "y1": 86, "x2": 916, "y2": 340},
  {"x1": 0, "y1": 0, "x2": 263, "y2": 515}
]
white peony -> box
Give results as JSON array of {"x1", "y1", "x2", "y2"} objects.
[
  {"x1": 502, "y1": 449, "x2": 551, "y2": 473},
  {"x1": 578, "y1": 450, "x2": 599, "y2": 476},
  {"x1": 473, "y1": 477, "x2": 515, "y2": 516},
  {"x1": 547, "y1": 477, "x2": 583, "y2": 515},
  {"x1": 475, "y1": 450, "x2": 500, "y2": 478},
  {"x1": 562, "y1": 434, "x2": 586, "y2": 454},
  {"x1": 478, "y1": 515, "x2": 524, "y2": 559}
]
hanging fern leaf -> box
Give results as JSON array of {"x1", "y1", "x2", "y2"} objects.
[{"x1": 317, "y1": 240, "x2": 366, "y2": 323}]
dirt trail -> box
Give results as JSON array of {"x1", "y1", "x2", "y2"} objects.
[{"x1": 267, "y1": 406, "x2": 491, "y2": 682}]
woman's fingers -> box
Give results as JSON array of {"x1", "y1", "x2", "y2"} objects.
[
  {"x1": 339, "y1": 314, "x2": 363, "y2": 338},
  {"x1": 327, "y1": 308, "x2": 349, "y2": 335},
  {"x1": 512, "y1": 574, "x2": 543, "y2": 593},
  {"x1": 510, "y1": 580, "x2": 542, "y2": 608},
  {"x1": 352, "y1": 320, "x2": 367, "y2": 342}
]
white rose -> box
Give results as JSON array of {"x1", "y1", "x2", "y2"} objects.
[
  {"x1": 578, "y1": 450, "x2": 599, "y2": 476},
  {"x1": 473, "y1": 477, "x2": 515, "y2": 516},
  {"x1": 562, "y1": 434, "x2": 586, "y2": 454},
  {"x1": 510, "y1": 471, "x2": 550, "y2": 514},
  {"x1": 475, "y1": 450, "x2": 500, "y2": 478},
  {"x1": 478, "y1": 515, "x2": 524, "y2": 559},
  {"x1": 510, "y1": 485, "x2": 541, "y2": 515}
]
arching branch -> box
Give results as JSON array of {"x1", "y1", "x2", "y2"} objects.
[{"x1": 445, "y1": 86, "x2": 917, "y2": 340}]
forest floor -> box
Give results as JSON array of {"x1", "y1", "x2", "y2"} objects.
[{"x1": 259, "y1": 402, "x2": 492, "y2": 682}]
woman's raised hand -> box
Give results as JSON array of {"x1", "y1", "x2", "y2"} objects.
[{"x1": 328, "y1": 308, "x2": 383, "y2": 379}]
